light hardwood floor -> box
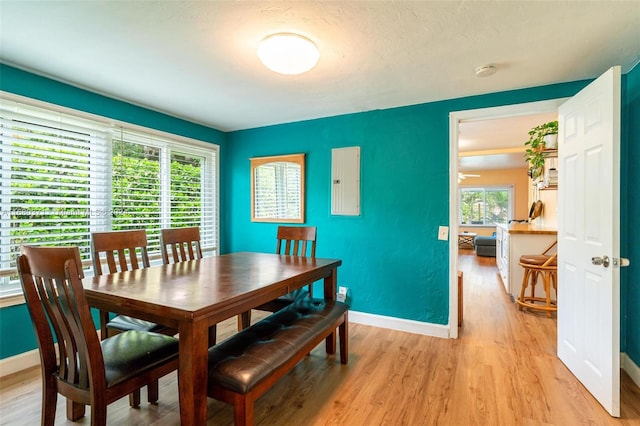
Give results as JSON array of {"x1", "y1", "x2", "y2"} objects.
[{"x1": 1, "y1": 250, "x2": 639, "y2": 425}]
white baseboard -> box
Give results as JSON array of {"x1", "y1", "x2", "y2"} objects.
[
  {"x1": 622, "y1": 352, "x2": 640, "y2": 388},
  {"x1": 0, "y1": 348, "x2": 40, "y2": 378},
  {"x1": 349, "y1": 310, "x2": 450, "y2": 338}
]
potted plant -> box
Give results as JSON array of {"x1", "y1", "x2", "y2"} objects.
[{"x1": 524, "y1": 120, "x2": 558, "y2": 181}]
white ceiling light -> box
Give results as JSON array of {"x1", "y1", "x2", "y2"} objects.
[{"x1": 257, "y1": 33, "x2": 320, "y2": 75}]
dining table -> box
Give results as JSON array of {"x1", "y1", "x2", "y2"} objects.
[{"x1": 82, "y1": 251, "x2": 342, "y2": 425}]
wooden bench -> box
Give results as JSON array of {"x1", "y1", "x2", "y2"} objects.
[{"x1": 207, "y1": 298, "x2": 349, "y2": 425}]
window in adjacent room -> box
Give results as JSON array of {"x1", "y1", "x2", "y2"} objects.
[{"x1": 459, "y1": 186, "x2": 513, "y2": 226}]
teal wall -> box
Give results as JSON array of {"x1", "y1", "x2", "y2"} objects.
[
  {"x1": 624, "y1": 62, "x2": 640, "y2": 364},
  {"x1": 1, "y1": 63, "x2": 638, "y2": 371},
  {"x1": 225, "y1": 81, "x2": 589, "y2": 324},
  {"x1": 0, "y1": 64, "x2": 227, "y2": 358}
]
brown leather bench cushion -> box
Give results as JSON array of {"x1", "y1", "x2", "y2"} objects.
[{"x1": 208, "y1": 298, "x2": 348, "y2": 394}]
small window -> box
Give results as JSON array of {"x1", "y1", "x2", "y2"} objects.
[
  {"x1": 459, "y1": 186, "x2": 512, "y2": 226},
  {"x1": 250, "y1": 154, "x2": 305, "y2": 223}
]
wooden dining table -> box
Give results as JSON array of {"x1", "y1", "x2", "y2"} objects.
[{"x1": 82, "y1": 251, "x2": 342, "y2": 425}]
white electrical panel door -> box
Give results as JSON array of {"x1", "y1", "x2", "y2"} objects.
[{"x1": 331, "y1": 146, "x2": 360, "y2": 215}]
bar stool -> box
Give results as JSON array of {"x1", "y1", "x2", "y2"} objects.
[{"x1": 516, "y1": 241, "x2": 558, "y2": 318}]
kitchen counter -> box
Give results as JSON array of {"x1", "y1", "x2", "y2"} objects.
[
  {"x1": 495, "y1": 223, "x2": 557, "y2": 298},
  {"x1": 498, "y1": 222, "x2": 557, "y2": 235}
]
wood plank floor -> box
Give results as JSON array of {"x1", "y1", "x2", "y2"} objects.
[{"x1": 1, "y1": 250, "x2": 639, "y2": 425}]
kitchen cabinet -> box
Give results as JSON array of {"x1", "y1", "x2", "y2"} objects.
[{"x1": 496, "y1": 223, "x2": 557, "y2": 299}]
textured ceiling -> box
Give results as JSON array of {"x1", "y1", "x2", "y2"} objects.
[{"x1": 1, "y1": 1, "x2": 638, "y2": 133}]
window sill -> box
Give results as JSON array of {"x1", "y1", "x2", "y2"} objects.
[{"x1": 0, "y1": 294, "x2": 25, "y2": 308}]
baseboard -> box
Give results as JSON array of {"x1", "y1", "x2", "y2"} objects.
[
  {"x1": 622, "y1": 352, "x2": 640, "y2": 388},
  {"x1": 349, "y1": 310, "x2": 450, "y2": 338},
  {"x1": 0, "y1": 348, "x2": 40, "y2": 378}
]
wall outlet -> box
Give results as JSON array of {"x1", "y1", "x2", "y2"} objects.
[
  {"x1": 438, "y1": 226, "x2": 449, "y2": 241},
  {"x1": 337, "y1": 286, "x2": 348, "y2": 302}
]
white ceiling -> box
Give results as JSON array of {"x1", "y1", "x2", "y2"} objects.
[
  {"x1": 1, "y1": 1, "x2": 638, "y2": 135},
  {"x1": 458, "y1": 111, "x2": 558, "y2": 172}
]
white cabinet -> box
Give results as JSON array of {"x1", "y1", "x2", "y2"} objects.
[
  {"x1": 496, "y1": 226, "x2": 509, "y2": 293},
  {"x1": 495, "y1": 223, "x2": 557, "y2": 300}
]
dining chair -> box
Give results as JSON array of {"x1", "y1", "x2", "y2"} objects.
[
  {"x1": 18, "y1": 245, "x2": 179, "y2": 425},
  {"x1": 238, "y1": 225, "x2": 317, "y2": 330},
  {"x1": 91, "y1": 229, "x2": 179, "y2": 403},
  {"x1": 160, "y1": 226, "x2": 203, "y2": 264},
  {"x1": 91, "y1": 229, "x2": 177, "y2": 338},
  {"x1": 159, "y1": 226, "x2": 216, "y2": 344}
]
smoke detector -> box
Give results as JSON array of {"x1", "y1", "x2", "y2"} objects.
[{"x1": 475, "y1": 65, "x2": 496, "y2": 77}]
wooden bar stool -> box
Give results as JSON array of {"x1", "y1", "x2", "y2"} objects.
[{"x1": 516, "y1": 241, "x2": 558, "y2": 318}]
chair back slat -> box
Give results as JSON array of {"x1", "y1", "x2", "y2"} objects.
[
  {"x1": 18, "y1": 246, "x2": 103, "y2": 392},
  {"x1": 160, "y1": 227, "x2": 203, "y2": 264},
  {"x1": 91, "y1": 230, "x2": 150, "y2": 275},
  {"x1": 276, "y1": 226, "x2": 316, "y2": 258}
]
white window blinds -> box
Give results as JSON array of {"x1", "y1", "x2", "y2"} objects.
[
  {"x1": 0, "y1": 94, "x2": 219, "y2": 298},
  {"x1": 0, "y1": 101, "x2": 109, "y2": 278}
]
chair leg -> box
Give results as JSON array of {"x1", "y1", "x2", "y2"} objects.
[
  {"x1": 238, "y1": 311, "x2": 251, "y2": 331},
  {"x1": 543, "y1": 272, "x2": 552, "y2": 318},
  {"x1": 99, "y1": 310, "x2": 110, "y2": 340},
  {"x1": 90, "y1": 403, "x2": 107, "y2": 426},
  {"x1": 339, "y1": 315, "x2": 348, "y2": 365},
  {"x1": 147, "y1": 381, "x2": 159, "y2": 404},
  {"x1": 66, "y1": 399, "x2": 85, "y2": 421},
  {"x1": 129, "y1": 389, "x2": 141, "y2": 408},
  {"x1": 518, "y1": 268, "x2": 531, "y2": 310},
  {"x1": 42, "y1": 379, "x2": 58, "y2": 425},
  {"x1": 208, "y1": 324, "x2": 217, "y2": 346}
]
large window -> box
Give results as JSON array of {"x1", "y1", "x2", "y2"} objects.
[
  {"x1": 0, "y1": 94, "x2": 219, "y2": 298},
  {"x1": 459, "y1": 186, "x2": 512, "y2": 226}
]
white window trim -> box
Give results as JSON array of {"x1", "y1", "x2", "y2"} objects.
[{"x1": 0, "y1": 91, "x2": 220, "y2": 301}]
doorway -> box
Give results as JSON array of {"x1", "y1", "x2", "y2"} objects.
[{"x1": 448, "y1": 98, "x2": 568, "y2": 337}]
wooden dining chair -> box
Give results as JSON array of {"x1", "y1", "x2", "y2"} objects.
[
  {"x1": 160, "y1": 226, "x2": 203, "y2": 264},
  {"x1": 91, "y1": 229, "x2": 177, "y2": 338},
  {"x1": 18, "y1": 245, "x2": 179, "y2": 425},
  {"x1": 238, "y1": 225, "x2": 317, "y2": 330},
  {"x1": 91, "y1": 229, "x2": 179, "y2": 403},
  {"x1": 159, "y1": 226, "x2": 217, "y2": 344}
]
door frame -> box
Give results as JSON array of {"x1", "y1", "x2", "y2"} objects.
[{"x1": 448, "y1": 98, "x2": 568, "y2": 338}]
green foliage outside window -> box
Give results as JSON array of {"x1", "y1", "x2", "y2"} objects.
[{"x1": 460, "y1": 188, "x2": 509, "y2": 225}]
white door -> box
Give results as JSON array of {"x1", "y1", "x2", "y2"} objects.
[{"x1": 557, "y1": 66, "x2": 621, "y2": 417}]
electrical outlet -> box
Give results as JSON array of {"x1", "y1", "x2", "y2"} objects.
[
  {"x1": 337, "y1": 286, "x2": 348, "y2": 302},
  {"x1": 438, "y1": 226, "x2": 449, "y2": 241}
]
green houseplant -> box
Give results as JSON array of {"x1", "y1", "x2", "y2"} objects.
[{"x1": 524, "y1": 120, "x2": 558, "y2": 181}]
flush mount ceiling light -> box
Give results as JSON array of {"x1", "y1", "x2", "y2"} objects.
[
  {"x1": 474, "y1": 64, "x2": 496, "y2": 77},
  {"x1": 257, "y1": 33, "x2": 320, "y2": 75}
]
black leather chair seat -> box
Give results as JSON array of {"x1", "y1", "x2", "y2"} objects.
[
  {"x1": 106, "y1": 315, "x2": 162, "y2": 332},
  {"x1": 102, "y1": 331, "x2": 179, "y2": 387},
  {"x1": 208, "y1": 298, "x2": 348, "y2": 394}
]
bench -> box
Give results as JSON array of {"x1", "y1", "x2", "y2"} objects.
[{"x1": 207, "y1": 298, "x2": 349, "y2": 425}]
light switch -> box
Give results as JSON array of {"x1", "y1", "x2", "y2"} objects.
[{"x1": 438, "y1": 226, "x2": 449, "y2": 241}]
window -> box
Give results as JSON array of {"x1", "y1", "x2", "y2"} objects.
[
  {"x1": 250, "y1": 154, "x2": 305, "y2": 223},
  {"x1": 459, "y1": 186, "x2": 512, "y2": 226},
  {"x1": 0, "y1": 94, "x2": 219, "y2": 298}
]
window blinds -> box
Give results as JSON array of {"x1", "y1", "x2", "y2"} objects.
[{"x1": 0, "y1": 95, "x2": 219, "y2": 297}]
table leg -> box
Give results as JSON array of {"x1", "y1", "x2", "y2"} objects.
[
  {"x1": 324, "y1": 268, "x2": 337, "y2": 354},
  {"x1": 178, "y1": 320, "x2": 209, "y2": 425}
]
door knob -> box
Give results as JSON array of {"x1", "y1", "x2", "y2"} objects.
[{"x1": 591, "y1": 256, "x2": 610, "y2": 268}]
